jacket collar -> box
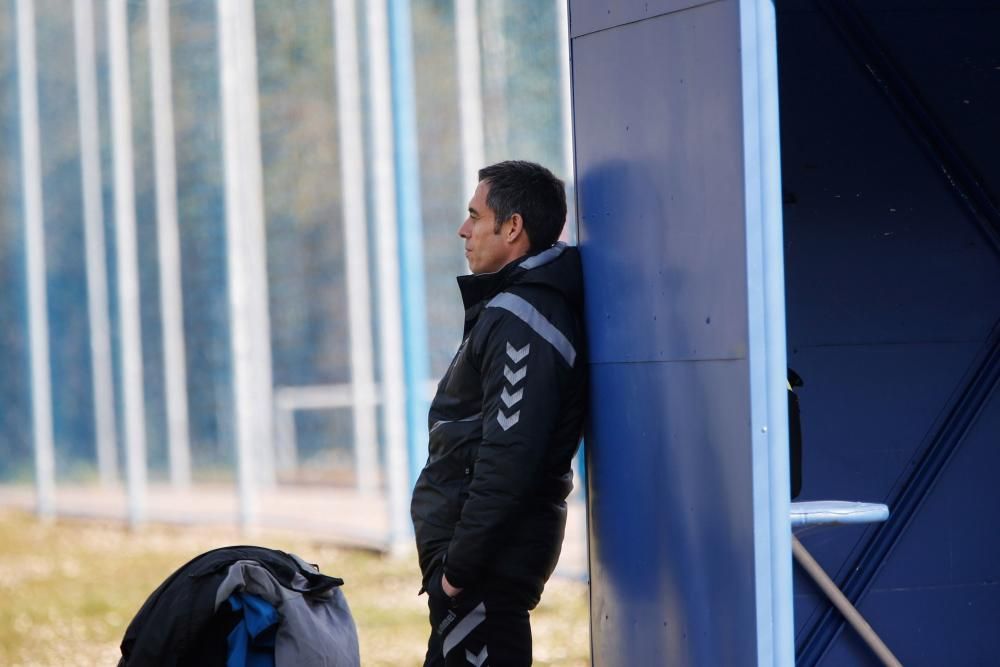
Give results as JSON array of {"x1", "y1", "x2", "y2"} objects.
[
  {"x1": 456, "y1": 242, "x2": 570, "y2": 310},
  {"x1": 457, "y1": 257, "x2": 522, "y2": 312},
  {"x1": 456, "y1": 243, "x2": 572, "y2": 334}
]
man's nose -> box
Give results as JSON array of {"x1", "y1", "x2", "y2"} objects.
[{"x1": 458, "y1": 219, "x2": 470, "y2": 238}]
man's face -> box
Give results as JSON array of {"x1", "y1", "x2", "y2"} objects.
[{"x1": 458, "y1": 180, "x2": 512, "y2": 274}]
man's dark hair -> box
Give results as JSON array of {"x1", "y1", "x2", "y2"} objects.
[{"x1": 478, "y1": 160, "x2": 567, "y2": 252}]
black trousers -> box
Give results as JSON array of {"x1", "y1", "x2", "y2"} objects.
[{"x1": 423, "y1": 573, "x2": 532, "y2": 667}]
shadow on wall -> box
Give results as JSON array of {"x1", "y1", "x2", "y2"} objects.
[{"x1": 580, "y1": 158, "x2": 752, "y2": 666}]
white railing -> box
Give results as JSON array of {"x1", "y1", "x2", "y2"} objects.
[{"x1": 273, "y1": 379, "x2": 439, "y2": 487}]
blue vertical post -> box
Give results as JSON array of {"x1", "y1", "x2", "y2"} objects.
[
  {"x1": 572, "y1": 1, "x2": 792, "y2": 664},
  {"x1": 388, "y1": 0, "x2": 430, "y2": 488}
]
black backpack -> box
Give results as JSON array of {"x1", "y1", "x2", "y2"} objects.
[{"x1": 119, "y1": 545, "x2": 348, "y2": 666}]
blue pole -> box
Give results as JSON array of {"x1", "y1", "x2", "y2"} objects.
[{"x1": 387, "y1": 0, "x2": 430, "y2": 489}]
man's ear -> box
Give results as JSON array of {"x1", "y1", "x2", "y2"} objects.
[{"x1": 506, "y1": 213, "x2": 526, "y2": 245}]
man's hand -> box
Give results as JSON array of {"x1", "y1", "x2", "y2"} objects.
[{"x1": 441, "y1": 572, "x2": 463, "y2": 598}]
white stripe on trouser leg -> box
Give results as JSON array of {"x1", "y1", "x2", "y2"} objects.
[{"x1": 442, "y1": 602, "x2": 486, "y2": 657}]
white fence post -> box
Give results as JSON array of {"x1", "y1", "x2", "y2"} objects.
[
  {"x1": 333, "y1": 0, "x2": 380, "y2": 496},
  {"x1": 74, "y1": 0, "x2": 119, "y2": 489},
  {"x1": 149, "y1": 0, "x2": 192, "y2": 489},
  {"x1": 239, "y1": 2, "x2": 276, "y2": 491},
  {"x1": 454, "y1": 0, "x2": 485, "y2": 200},
  {"x1": 217, "y1": 0, "x2": 274, "y2": 527},
  {"x1": 16, "y1": 0, "x2": 56, "y2": 519},
  {"x1": 479, "y1": 0, "x2": 508, "y2": 159},
  {"x1": 365, "y1": 0, "x2": 411, "y2": 555},
  {"x1": 108, "y1": 0, "x2": 148, "y2": 527}
]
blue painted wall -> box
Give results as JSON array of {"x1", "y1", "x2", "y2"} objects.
[
  {"x1": 572, "y1": 2, "x2": 763, "y2": 664},
  {"x1": 575, "y1": 0, "x2": 1000, "y2": 664},
  {"x1": 777, "y1": 1, "x2": 1000, "y2": 664}
]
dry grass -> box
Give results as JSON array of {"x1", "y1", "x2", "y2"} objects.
[{"x1": 0, "y1": 508, "x2": 589, "y2": 666}]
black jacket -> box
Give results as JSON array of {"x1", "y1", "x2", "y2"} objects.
[{"x1": 410, "y1": 243, "x2": 587, "y2": 607}]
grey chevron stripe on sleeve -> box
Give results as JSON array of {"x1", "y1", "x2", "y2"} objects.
[{"x1": 486, "y1": 293, "x2": 576, "y2": 366}]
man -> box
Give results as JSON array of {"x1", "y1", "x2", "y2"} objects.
[{"x1": 411, "y1": 160, "x2": 587, "y2": 666}]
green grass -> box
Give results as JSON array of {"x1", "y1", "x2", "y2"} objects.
[{"x1": 0, "y1": 509, "x2": 589, "y2": 666}]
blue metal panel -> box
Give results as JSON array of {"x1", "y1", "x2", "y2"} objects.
[
  {"x1": 574, "y1": 0, "x2": 1000, "y2": 661},
  {"x1": 856, "y1": 379, "x2": 1000, "y2": 643},
  {"x1": 824, "y1": 416, "x2": 1000, "y2": 660},
  {"x1": 778, "y1": 7, "x2": 1000, "y2": 349},
  {"x1": 826, "y1": 586, "x2": 1000, "y2": 667},
  {"x1": 587, "y1": 360, "x2": 757, "y2": 666},
  {"x1": 574, "y1": 4, "x2": 748, "y2": 366},
  {"x1": 570, "y1": 0, "x2": 721, "y2": 38},
  {"x1": 572, "y1": 1, "x2": 782, "y2": 663},
  {"x1": 776, "y1": 2, "x2": 1000, "y2": 663},
  {"x1": 860, "y1": 6, "x2": 1000, "y2": 213},
  {"x1": 884, "y1": 380, "x2": 1000, "y2": 588},
  {"x1": 791, "y1": 343, "x2": 981, "y2": 502}
]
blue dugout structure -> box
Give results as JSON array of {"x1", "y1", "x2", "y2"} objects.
[{"x1": 572, "y1": 0, "x2": 1000, "y2": 665}]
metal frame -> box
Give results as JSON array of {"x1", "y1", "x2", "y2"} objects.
[{"x1": 740, "y1": 0, "x2": 794, "y2": 663}]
